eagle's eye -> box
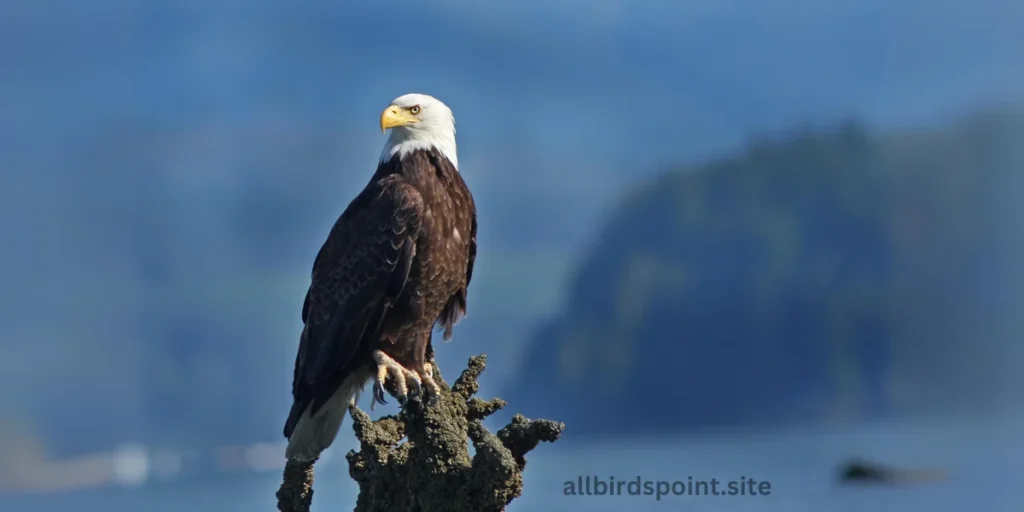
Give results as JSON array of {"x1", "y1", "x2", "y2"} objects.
[{"x1": 409, "y1": 105, "x2": 421, "y2": 115}]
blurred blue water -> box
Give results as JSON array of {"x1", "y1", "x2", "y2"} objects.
[{"x1": 3, "y1": 414, "x2": 1020, "y2": 512}]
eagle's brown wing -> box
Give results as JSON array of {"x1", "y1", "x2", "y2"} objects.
[
  {"x1": 285, "y1": 178, "x2": 423, "y2": 437},
  {"x1": 438, "y1": 210, "x2": 477, "y2": 340}
]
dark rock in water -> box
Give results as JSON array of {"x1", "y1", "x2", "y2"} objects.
[{"x1": 837, "y1": 459, "x2": 945, "y2": 485}]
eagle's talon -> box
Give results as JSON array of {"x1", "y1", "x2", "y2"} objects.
[
  {"x1": 406, "y1": 375, "x2": 423, "y2": 399},
  {"x1": 373, "y1": 382, "x2": 388, "y2": 406},
  {"x1": 373, "y1": 349, "x2": 429, "y2": 409},
  {"x1": 417, "y1": 363, "x2": 441, "y2": 406}
]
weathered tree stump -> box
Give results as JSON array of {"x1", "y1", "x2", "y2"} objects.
[{"x1": 276, "y1": 354, "x2": 564, "y2": 512}]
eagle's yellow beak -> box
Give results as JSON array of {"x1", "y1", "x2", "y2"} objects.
[{"x1": 380, "y1": 105, "x2": 419, "y2": 132}]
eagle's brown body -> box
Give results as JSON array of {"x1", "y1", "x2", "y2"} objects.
[{"x1": 283, "y1": 145, "x2": 476, "y2": 460}]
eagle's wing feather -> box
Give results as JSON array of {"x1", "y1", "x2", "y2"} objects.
[
  {"x1": 288, "y1": 178, "x2": 423, "y2": 428},
  {"x1": 439, "y1": 205, "x2": 477, "y2": 340}
]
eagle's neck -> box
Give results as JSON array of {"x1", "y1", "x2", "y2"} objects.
[{"x1": 380, "y1": 128, "x2": 458, "y2": 171}]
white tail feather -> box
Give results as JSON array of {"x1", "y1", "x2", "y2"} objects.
[{"x1": 285, "y1": 371, "x2": 369, "y2": 462}]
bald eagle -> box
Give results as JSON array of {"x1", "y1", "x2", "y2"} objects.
[{"x1": 283, "y1": 93, "x2": 477, "y2": 462}]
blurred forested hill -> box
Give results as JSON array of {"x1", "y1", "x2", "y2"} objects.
[{"x1": 508, "y1": 106, "x2": 1024, "y2": 436}]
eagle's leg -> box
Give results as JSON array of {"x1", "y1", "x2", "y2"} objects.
[{"x1": 372, "y1": 349, "x2": 422, "y2": 407}]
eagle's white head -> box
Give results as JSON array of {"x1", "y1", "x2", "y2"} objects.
[{"x1": 379, "y1": 93, "x2": 458, "y2": 170}]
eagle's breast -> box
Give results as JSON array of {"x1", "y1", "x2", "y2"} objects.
[{"x1": 387, "y1": 147, "x2": 474, "y2": 326}]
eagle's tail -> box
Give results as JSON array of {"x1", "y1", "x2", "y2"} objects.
[{"x1": 284, "y1": 372, "x2": 368, "y2": 462}]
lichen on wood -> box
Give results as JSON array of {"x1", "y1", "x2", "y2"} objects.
[
  {"x1": 276, "y1": 458, "x2": 316, "y2": 512},
  {"x1": 276, "y1": 354, "x2": 565, "y2": 512}
]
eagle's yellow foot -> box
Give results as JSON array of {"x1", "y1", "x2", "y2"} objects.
[
  {"x1": 371, "y1": 350, "x2": 421, "y2": 409},
  {"x1": 419, "y1": 362, "x2": 441, "y2": 406}
]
